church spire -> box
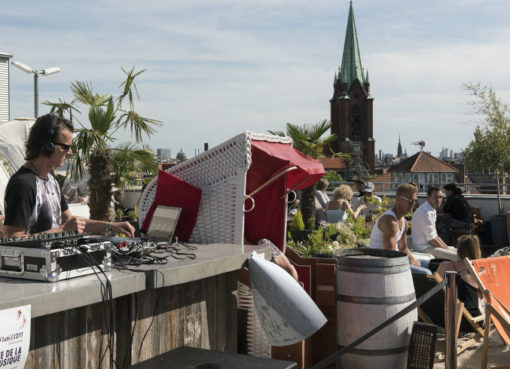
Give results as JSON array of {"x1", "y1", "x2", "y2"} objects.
[
  {"x1": 397, "y1": 135, "x2": 403, "y2": 157},
  {"x1": 338, "y1": 1, "x2": 367, "y2": 93}
]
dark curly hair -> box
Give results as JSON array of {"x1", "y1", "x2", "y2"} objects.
[
  {"x1": 443, "y1": 183, "x2": 462, "y2": 195},
  {"x1": 25, "y1": 114, "x2": 74, "y2": 160}
]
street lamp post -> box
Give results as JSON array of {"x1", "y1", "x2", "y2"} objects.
[{"x1": 11, "y1": 61, "x2": 60, "y2": 118}]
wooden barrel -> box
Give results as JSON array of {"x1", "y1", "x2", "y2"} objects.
[{"x1": 335, "y1": 248, "x2": 417, "y2": 369}]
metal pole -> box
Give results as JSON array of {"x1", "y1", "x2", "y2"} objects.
[
  {"x1": 445, "y1": 271, "x2": 458, "y2": 369},
  {"x1": 34, "y1": 72, "x2": 39, "y2": 118}
]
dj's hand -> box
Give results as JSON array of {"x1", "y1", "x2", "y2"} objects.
[
  {"x1": 63, "y1": 216, "x2": 86, "y2": 234},
  {"x1": 113, "y1": 221, "x2": 135, "y2": 238}
]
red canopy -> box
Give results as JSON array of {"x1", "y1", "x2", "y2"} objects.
[
  {"x1": 245, "y1": 140, "x2": 325, "y2": 249},
  {"x1": 249, "y1": 140, "x2": 325, "y2": 192}
]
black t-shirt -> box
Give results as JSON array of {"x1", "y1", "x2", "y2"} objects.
[{"x1": 4, "y1": 166, "x2": 69, "y2": 234}]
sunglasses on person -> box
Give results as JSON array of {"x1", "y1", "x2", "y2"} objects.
[
  {"x1": 400, "y1": 195, "x2": 417, "y2": 204},
  {"x1": 53, "y1": 142, "x2": 72, "y2": 152}
]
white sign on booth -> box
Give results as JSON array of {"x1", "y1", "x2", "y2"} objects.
[{"x1": 0, "y1": 305, "x2": 30, "y2": 369}]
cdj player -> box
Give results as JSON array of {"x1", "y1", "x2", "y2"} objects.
[{"x1": 0, "y1": 232, "x2": 112, "y2": 282}]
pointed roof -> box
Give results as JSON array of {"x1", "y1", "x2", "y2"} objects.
[
  {"x1": 339, "y1": 1, "x2": 367, "y2": 92},
  {"x1": 389, "y1": 151, "x2": 458, "y2": 173},
  {"x1": 397, "y1": 135, "x2": 403, "y2": 157}
]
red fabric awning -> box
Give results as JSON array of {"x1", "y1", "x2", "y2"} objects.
[
  {"x1": 245, "y1": 140, "x2": 325, "y2": 249},
  {"x1": 250, "y1": 140, "x2": 325, "y2": 191}
]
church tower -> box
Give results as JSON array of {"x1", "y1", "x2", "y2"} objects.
[
  {"x1": 330, "y1": 1, "x2": 374, "y2": 174},
  {"x1": 397, "y1": 136, "x2": 403, "y2": 157}
]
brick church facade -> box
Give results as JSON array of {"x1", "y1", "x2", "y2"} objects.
[{"x1": 330, "y1": 1, "x2": 375, "y2": 177}]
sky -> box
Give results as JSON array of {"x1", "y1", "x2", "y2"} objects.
[{"x1": 3, "y1": 0, "x2": 510, "y2": 159}]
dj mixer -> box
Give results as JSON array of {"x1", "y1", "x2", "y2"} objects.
[{"x1": 0, "y1": 232, "x2": 112, "y2": 282}]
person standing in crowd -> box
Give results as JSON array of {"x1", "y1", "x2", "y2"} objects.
[
  {"x1": 3, "y1": 114, "x2": 135, "y2": 238},
  {"x1": 411, "y1": 186, "x2": 457, "y2": 260},
  {"x1": 370, "y1": 183, "x2": 431, "y2": 274},
  {"x1": 437, "y1": 183, "x2": 474, "y2": 243}
]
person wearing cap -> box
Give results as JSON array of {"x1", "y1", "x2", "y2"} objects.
[
  {"x1": 436, "y1": 183, "x2": 474, "y2": 243},
  {"x1": 411, "y1": 185, "x2": 457, "y2": 260},
  {"x1": 354, "y1": 182, "x2": 382, "y2": 220}
]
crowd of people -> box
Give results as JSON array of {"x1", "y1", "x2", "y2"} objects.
[
  {"x1": 313, "y1": 180, "x2": 477, "y2": 261},
  {"x1": 312, "y1": 178, "x2": 483, "y2": 316}
]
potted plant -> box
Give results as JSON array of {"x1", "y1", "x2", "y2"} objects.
[
  {"x1": 44, "y1": 67, "x2": 161, "y2": 221},
  {"x1": 288, "y1": 209, "x2": 311, "y2": 242}
]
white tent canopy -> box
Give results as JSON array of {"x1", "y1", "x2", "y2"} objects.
[{"x1": 0, "y1": 118, "x2": 34, "y2": 213}]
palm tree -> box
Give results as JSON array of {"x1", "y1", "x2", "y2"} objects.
[
  {"x1": 111, "y1": 143, "x2": 158, "y2": 189},
  {"x1": 270, "y1": 120, "x2": 338, "y2": 228},
  {"x1": 45, "y1": 67, "x2": 161, "y2": 221}
]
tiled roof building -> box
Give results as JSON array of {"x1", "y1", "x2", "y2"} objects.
[
  {"x1": 317, "y1": 156, "x2": 347, "y2": 171},
  {"x1": 389, "y1": 151, "x2": 458, "y2": 191}
]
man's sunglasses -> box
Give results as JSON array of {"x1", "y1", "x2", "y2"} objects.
[
  {"x1": 400, "y1": 195, "x2": 417, "y2": 204},
  {"x1": 53, "y1": 142, "x2": 72, "y2": 152}
]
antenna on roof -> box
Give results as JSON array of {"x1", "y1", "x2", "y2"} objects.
[{"x1": 411, "y1": 140, "x2": 425, "y2": 151}]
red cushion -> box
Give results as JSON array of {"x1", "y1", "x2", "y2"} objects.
[{"x1": 141, "y1": 171, "x2": 202, "y2": 241}]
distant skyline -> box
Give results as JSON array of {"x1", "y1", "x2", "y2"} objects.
[{"x1": 3, "y1": 0, "x2": 510, "y2": 159}]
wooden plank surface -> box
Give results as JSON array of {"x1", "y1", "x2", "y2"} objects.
[{"x1": 23, "y1": 272, "x2": 238, "y2": 369}]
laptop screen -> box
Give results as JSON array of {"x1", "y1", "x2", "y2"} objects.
[{"x1": 146, "y1": 205, "x2": 182, "y2": 241}]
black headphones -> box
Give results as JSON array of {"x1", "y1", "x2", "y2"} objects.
[{"x1": 42, "y1": 115, "x2": 58, "y2": 156}]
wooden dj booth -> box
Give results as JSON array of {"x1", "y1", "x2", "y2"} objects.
[
  {"x1": 0, "y1": 243, "x2": 270, "y2": 368},
  {"x1": 0, "y1": 132, "x2": 324, "y2": 368}
]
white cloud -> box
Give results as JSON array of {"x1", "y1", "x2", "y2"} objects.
[{"x1": 3, "y1": 0, "x2": 510, "y2": 160}]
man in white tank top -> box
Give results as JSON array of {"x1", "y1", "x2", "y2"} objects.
[{"x1": 370, "y1": 183, "x2": 431, "y2": 274}]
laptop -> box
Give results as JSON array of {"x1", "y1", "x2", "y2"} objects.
[{"x1": 144, "y1": 205, "x2": 182, "y2": 242}]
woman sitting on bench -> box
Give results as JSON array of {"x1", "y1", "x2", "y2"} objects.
[{"x1": 436, "y1": 234, "x2": 483, "y2": 317}]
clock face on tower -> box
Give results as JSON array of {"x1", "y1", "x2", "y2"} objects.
[{"x1": 353, "y1": 143, "x2": 360, "y2": 152}]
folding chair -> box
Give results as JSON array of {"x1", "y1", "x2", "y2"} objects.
[
  {"x1": 464, "y1": 256, "x2": 510, "y2": 369},
  {"x1": 412, "y1": 273, "x2": 485, "y2": 357}
]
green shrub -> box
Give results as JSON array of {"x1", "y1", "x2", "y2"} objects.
[
  {"x1": 115, "y1": 208, "x2": 124, "y2": 222},
  {"x1": 289, "y1": 209, "x2": 305, "y2": 231},
  {"x1": 127, "y1": 210, "x2": 137, "y2": 221}
]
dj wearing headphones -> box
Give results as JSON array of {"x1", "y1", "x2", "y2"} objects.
[{"x1": 3, "y1": 114, "x2": 135, "y2": 238}]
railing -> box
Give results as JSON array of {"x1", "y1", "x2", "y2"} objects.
[
  {"x1": 329, "y1": 181, "x2": 510, "y2": 196},
  {"x1": 327, "y1": 181, "x2": 510, "y2": 221}
]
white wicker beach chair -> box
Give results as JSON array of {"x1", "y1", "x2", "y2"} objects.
[
  {"x1": 138, "y1": 131, "x2": 309, "y2": 246},
  {"x1": 139, "y1": 131, "x2": 324, "y2": 362}
]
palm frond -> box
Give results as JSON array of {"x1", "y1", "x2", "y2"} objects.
[
  {"x1": 117, "y1": 110, "x2": 162, "y2": 142},
  {"x1": 88, "y1": 99, "x2": 116, "y2": 135},
  {"x1": 71, "y1": 81, "x2": 111, "y2": 106},
  {"x1": 42, "y1": 99, "x2": 81, "y2": 120},
  {"x1": 118, "y1": 66, "x2": 146, "y2": 109},
  {"x1": 268, "y1": 130, "x2": 285, "y2": 137},
  {"x1": 283, "y1": 120, "x2": 336, "y2": 159},
  {"x1": 111, "y1": 143, "x2": 158, "y2": 187}
]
